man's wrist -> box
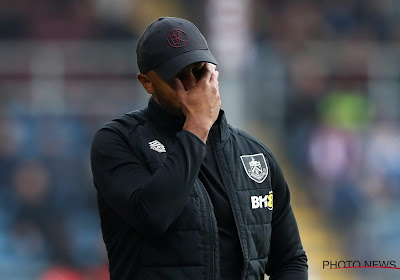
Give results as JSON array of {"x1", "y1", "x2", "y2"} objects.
[{"x1": 183, "y1": 117, "x2": 212, "y2": 143}]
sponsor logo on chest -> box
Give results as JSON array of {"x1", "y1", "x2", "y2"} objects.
[{"x1": 251, "y1": 190, "x2": 273, "y2": 210}]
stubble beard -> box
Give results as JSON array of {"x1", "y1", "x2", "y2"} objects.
[{"x1": 153, "y1": 92, "x2": 184, "y2": 117}]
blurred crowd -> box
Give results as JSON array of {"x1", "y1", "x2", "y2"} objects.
[
  {"x1": 251, "y1": 0, "x2": 400, "y2": 266},
  {"x1": 1, "y1": 0, "x2": 400, "y2": 279}
]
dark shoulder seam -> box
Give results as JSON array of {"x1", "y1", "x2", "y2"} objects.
[
  {"x1": 235, "y1": 129, "x2": 279, "y2": 186},
  {"x1": 235, "y1": 128, "x2": 274, "y2": 159},
  {"x1": 228, "y1": 124, "x2": 239, "y2": 134},
  {"x1": 100, "y1": 109, "x2": 147, "y2": 135}
]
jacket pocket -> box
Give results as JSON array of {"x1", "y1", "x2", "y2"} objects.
[{"x1": 237, "y1": 187, "x2": 273, "y2": 226}]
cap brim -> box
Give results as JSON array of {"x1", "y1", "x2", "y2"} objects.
[{"x1": 153, "y1": 49, "x2": 217, "y2": 80}]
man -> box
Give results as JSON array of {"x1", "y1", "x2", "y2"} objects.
[{"x1": 90, "y1": 17, "x2": 308, "y2": 280}]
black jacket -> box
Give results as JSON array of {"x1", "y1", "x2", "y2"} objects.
[{"x1": 90, "y1": 98, "x2": 308, "y2": 280}]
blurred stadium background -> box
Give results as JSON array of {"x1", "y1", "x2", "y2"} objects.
[{"x1": 1, "y1": 0, "x2": 400, "y2": 279}]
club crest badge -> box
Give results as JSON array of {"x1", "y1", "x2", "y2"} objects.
[{"x1": 240, "y1": 153, "x2": 268, "y2": 183}]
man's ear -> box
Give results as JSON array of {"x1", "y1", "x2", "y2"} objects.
[{"x1": 137, "y1": 73, "x2": 154, "y2": 94}]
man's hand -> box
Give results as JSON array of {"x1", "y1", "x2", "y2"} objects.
[{"x1": 174, "y1": 63, "x2": 221, "y2": 143}]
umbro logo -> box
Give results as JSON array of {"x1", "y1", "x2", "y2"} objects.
[{"x1": 149, "y1": 140, "x2": 166, "y2": 153}]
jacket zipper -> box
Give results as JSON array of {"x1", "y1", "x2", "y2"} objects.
[
  {"x1": 198, "y1": 179, "x2": 218, "y2": 280},
  {"x1": 211, "y1": 244, "x2": 215, "y2": 280},
  {"x1": 210, "y1": 132, "x2": 248, "y2": 280}
]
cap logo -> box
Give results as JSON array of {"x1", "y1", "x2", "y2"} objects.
[{"x1": 167, "y1": 29, "x2": 189, "y2": 48}]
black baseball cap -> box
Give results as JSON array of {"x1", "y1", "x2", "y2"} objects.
[{"x1": 136, "y1": 17, "x2": 217, "y2": 80}]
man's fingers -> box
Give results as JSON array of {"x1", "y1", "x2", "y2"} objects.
[
  {"x1": 208, "y1": 63, "x2": 216, "y2": 71},
  {"x1": 210, "y1": 70, "x2": 219, "y2": 84},
  {"x1": 199, "y1": 63, "x2": 215, "y2": 83},
  {"x1": 173, "y1": 78, "x2": 186, "y2": 95}
]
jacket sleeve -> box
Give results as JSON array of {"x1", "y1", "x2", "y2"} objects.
[
  {"x1": 90, "y1": 127, "x2": 207, "y2": 237},
  {"x1": 265, "y1": 153, "x2": 308, "y2": 279}
]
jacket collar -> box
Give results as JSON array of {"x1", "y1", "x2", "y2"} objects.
[{"x1": 144, "y1": 97, "x2": 230, "y2": 142}]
